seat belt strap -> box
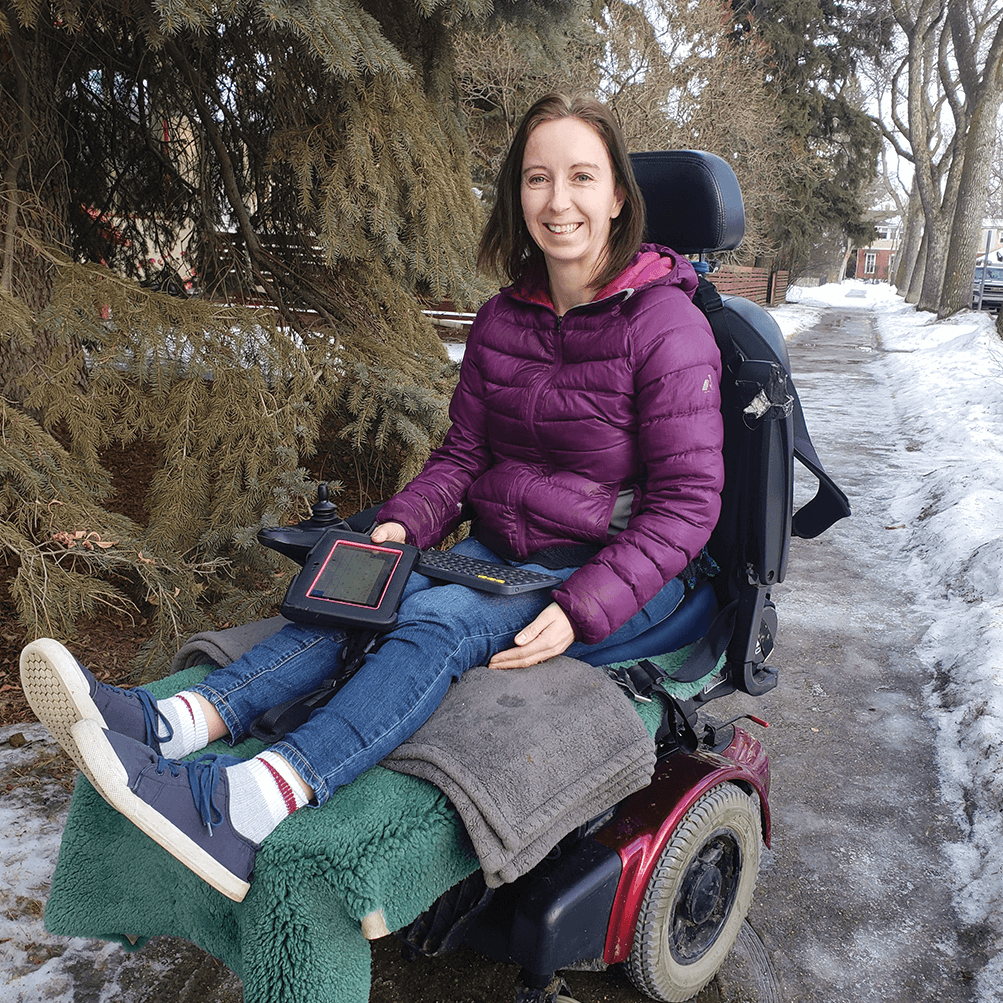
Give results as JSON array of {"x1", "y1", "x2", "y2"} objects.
[
  {"x1": 789, "y1": 381, "x2": 851, "y2": 538},
  {"x1": 664, "y1": 599, "x2": 738, "y2": 683},
  {"x1": 249, "y1": 629, "x2": 379, "y2": 743}
]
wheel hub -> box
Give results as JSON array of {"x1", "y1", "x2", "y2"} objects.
[
  {"x1": 669, "y1": 831, "x2": 742, "y2": 963},
  {"x1": 684, "y1": 859, "x2": 724, "y2": 925}
]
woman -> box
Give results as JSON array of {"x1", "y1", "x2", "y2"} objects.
[{"x1": 20, "y1": 93, "x2": 724, "y2": 903}]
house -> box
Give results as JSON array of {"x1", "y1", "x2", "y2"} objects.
[{"x1": 854, "y1": 223, "x2": 902, "y2": 282}]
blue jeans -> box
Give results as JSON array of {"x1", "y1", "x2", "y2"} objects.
[{"x1": 190, "y1": 537, "x2": 684, "y2": 804}]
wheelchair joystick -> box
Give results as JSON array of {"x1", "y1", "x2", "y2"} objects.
[
  {"x1": 256, "y1": 482, "x2": 353, "y2": 565},
  {"x1": 310, "y1": 483, "x2": 341, "y2": 526}
]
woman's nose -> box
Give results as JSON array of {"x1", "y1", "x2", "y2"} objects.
[{"x1": 548, "y1": 179, "x2": 572, "y2": 212}]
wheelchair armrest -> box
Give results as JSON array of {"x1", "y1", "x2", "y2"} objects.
[
  {"x1": 345, "y1": 505, "x2": 382, "y2": 534},
  {"x1": 257, "y1": 500, "x2": 383, "y2": 565}
]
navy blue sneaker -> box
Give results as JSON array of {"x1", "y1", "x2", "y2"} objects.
[
  {"x1": 20, "y1": 638, "x2": 173, "y2": 780},
  {"x1": 71, "y1": 718, "x2": 256, "y2": 902}
]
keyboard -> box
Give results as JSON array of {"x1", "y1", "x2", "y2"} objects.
[{"x1": 415, "y1": 549, "x2": 564, "y2": 594}]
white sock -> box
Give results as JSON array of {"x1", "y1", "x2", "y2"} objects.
[
  {"x1": 225, "y1": 751, "x2": 310, "y2": 845},
  {"x1": 157, "y1": 692, "x2": 210, "y2": 758}
]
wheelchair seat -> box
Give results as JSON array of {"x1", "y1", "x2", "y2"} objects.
[{"x1": 574, "y1": 581, "x2": 718, "y2": 667}]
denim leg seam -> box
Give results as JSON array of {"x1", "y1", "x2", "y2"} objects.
[
  {"x1": 270, "y1": 742, "x2": 326, "y2": 802},
  {"x1": 188, "y1": 685, "x2": 245, "y2": 744},
  {"x1": 220, "y1": 633, "x2": 338, "y2": 702}
]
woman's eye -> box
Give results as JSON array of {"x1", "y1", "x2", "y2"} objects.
[
  {"x1": 527, "y1": 175, "x2": 547, "y2": 185},
  {"x1": 574, "y1": 173, "x2": 594, "y2": 183}
]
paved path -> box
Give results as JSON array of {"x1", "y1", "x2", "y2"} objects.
[
  {"x1": 721, "y1": 307, "x2": 987, "y2": 1002},
  {"x1": 3, "y1": 307, "x2": 987, "y2": 1002}
]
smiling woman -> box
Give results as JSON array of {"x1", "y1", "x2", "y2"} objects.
[
  {"x1": 519, "y1": 117, "x2": 625, "y2": 315},
  {"x1": 478, "y1": 93, "x2": 647, "y2": 307}
]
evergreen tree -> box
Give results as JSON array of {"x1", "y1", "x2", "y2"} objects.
[
  {"x1": 0, "y1": 0, "x2": 584, "y2": 668},
  {"x1": 725, "y1": 0, "x2": 893, "y2": 271}
]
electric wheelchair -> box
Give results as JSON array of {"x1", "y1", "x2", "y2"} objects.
[{"x1": 255, "y1": 150, "x2": 849, "y2": 1003}]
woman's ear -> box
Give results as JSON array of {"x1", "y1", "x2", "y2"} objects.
[{"x1": 612, "y1": 186, "x2": 626, "y2": 220}]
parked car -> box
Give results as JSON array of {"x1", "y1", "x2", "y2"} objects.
[{"x1": 973, "y1": 264, "x2": 1003, "y2": 310}]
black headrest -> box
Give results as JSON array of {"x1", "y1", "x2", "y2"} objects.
[{"x1": 629, "y1": 150, "x2": 745, "y2": 255}]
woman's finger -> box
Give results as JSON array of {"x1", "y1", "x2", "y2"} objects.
[{"x1": 371, "y1": 521, "x2": 407, "y2": 544}]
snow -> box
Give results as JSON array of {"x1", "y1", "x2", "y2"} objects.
[
  {"x1": 0, "y1": 724, "x2": 105, "y2": 1002},
  {"x1": 2, "y1": 278, "x2": 1002, "y2": 999},
  {"x1": 780, "y1": 280, "x2": 1003, "y2": 1002}
]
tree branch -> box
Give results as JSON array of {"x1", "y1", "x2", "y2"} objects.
[{"x1": 159, "y1": 35, "x2": 334, "y2": 332}]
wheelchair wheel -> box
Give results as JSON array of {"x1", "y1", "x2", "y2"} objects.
[{"x1": 626, "y1": 783, "x2": 761, "y2": 1002}]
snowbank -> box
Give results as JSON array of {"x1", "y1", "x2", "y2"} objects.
[{"x1": 783, "y1": 280, "x2": 1003, "y2": 1000}]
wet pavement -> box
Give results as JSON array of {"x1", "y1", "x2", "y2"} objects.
[
  {"x1": 2, "y1": 307, "x2": 986, "y2": 1002},
  {"x1": 723, "y1": 308, "x2": 986, "y2": 1002}
]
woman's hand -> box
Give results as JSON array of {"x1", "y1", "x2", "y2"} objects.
[
  {"x1": 489, "y1": 602, "x2": 576, "y2": 670},
  {"x1": 371, "y1": 521, "x2": 407, "y2": 544}
]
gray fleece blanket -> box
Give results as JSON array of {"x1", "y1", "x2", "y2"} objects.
[
  {"x1": 171, "y1": 615, "x2": 291, "y2": 672},
  {"x1": 384, "y1": 658, "x2": 654, "y2": 886},
  {"x1": 170, "y1": 622, "x2": 655, "y2": 886}
]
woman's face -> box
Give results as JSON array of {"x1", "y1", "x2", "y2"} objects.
[{"x1": 520, "y1": 117, "x2": 625, "y2": 285}]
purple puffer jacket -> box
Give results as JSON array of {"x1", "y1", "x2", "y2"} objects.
[{"x1": 378, "y1": 244, "x2": 724, "y2": 644}]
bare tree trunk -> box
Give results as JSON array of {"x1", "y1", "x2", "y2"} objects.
[
  {"x1": 0, "y1": 13, "x2": 73, "y2": 399},
  {"x1": 940, "y1": 102, "x2": 1000, "y2": 315},
  {"x1": 919, "y1": 219, "x2": 951, "y2": 310},
  {"x1": 894, "y1": 179, "x2": 923, "y2": 292},
  {"x1": 0, "y1": 6, "x2": 30, "y2": 295},
  {"x1": 938, "y1": 4, "x2": 1003, "y2": 316},
  {"x1": 891, "y1": 0, "x2": 953, "y2": 312},
  {"x1": 917, "y1": 139, "x2": 966, "y2": 312},
  {"x1": 907, "y1": 228, "x2": 928, "y2": 303}
]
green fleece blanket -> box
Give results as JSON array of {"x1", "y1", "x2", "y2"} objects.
[{"x1": 44, "y1": 654, "x2": 716, "y2": 1003}]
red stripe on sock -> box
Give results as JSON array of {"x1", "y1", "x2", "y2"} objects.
[
  {"x1": 259, "y1": 758, "x2": 300, "y2": 816},
  {"x1": 177, "y1": 695, "x2": 197, "y2": 726}
]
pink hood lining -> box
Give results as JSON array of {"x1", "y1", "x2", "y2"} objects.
[{"x1": 515, "y1": 248, "x2": 678, "y2": 311}]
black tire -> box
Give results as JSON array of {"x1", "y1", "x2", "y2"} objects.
[{"x1": 626, "y1": 783, "x2": 761, "y2": 1002}]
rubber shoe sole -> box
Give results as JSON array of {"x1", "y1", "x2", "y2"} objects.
[
  {"x1": 20, "y1": 638, "x2": 107, "y2": 786},
  {"x1": 71, "y1": 718, "x2": 251, "y2": 903}
]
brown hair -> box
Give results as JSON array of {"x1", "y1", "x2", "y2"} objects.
[{"x1": 477, "y1": 93, "x2": 647, "y2": 293}]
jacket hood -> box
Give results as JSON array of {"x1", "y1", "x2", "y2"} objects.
[{"x1": 508, "y1": 243, "x2": 698, "y2": 312}]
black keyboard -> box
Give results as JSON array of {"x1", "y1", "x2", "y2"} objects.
[{"x1": 415, "y1": 550, "x2": 564, "y2": 594}]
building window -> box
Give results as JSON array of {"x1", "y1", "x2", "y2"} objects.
[{"x1": 864, "y1": 252, "x2": 876, "y2": 274}]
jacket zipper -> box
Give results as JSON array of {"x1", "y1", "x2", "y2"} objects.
[
  {"x1": 525, "y1": 312, "x2": 563, "y2": 453},
  {"x1": 518, "y1": 312, "x2": 564, "y2": 555}
]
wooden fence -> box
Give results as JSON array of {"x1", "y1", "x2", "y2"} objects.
[
  {"x1": 708, "y1": 266, "x2": 790, "y2": 307},
  {"x1": 200, "y1": 232, "x2": 792, "y2": 313}
]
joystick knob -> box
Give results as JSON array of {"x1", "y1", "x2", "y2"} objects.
[{"x1": 311, "y1": 483, "x2": 340, "y2": 525}]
